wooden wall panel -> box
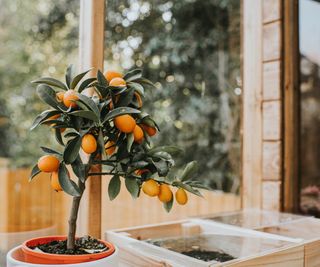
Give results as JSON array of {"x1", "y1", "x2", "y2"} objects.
[
  {"x1": 263, "y1": 141, "x2": 281, "y2": 181},
  {"x1": 262, "y1": 181, "x2": 281, "y2": 210},
  {"x1": 263, "y1": 61, "x2": 281, "y2": 100},
  {"x1": 263, "y1": 21, "x2": 282, "y2": 61},
  {"x1": 263, "y1": 100, "x2": 281, "y2": 140},
  {"x1": 263, "y1": 0, "x2": 282, "y2": 23}
]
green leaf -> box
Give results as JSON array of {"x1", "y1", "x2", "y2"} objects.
[
  {"x1": 36, "y1": 85, "x2": 65, "y2": 110},
  {"x1": 29, "y1": 164, "x2": 41, "y2": 181},
  {"x1": 32, "y1": 77, "x2": 68, "y2": 90},
  {"x1": 65, "y1": 64, "x2": 75, "y2": 88},
  {"x1": 78, "y1": 77, "x2": 96, "y2": 93},
  {"x1": 97, "y1": 70, "x2": 108, "y2": 87},
  {"x1": 102, "y1": 107, "x2": 140, "y2": 123},
  {"x1": 97, "y1": 129, "x2": 107, "y2": 160},
  {"x1": 126, "y1": 133, "x2": 134, "y2": 152},
  {"x1": 116, "y1": 88, "x2": 135, "y2": 107},
  {"x1": 30, "y1": 110, "x2": 61, "y2": 130},
  {"x1": 70, "y1": 69, "x2": 92, "y2": 89},
  {"x1": 69, "y1": 110, "x2": 99, "y2": 122},
  {"x1": 58, "y1": 163, "x2": 81, "y2": 196},
  {"x1": 152, "y1": 151, "x2": 172, "y2": 161},
  {"x1": 55, "y1": 128, "x2": 64, "y2": 146},
  {"x1": 108, "y1": 175, "x2": 121, "y2": 200},
  {"x1": 181, "y1": 161, "x2": 198, "y2": 181},
  {"x1": 128, "y1": 82, "x2": 144, "y2": 96},
  {"x1": 134, "y1": 78, "x2": 157, "y2": 88},
  {"x1": 40, "y1": 147, "x2": 62, "y2": 156},
  {"x1": 174, "y1": 181, "x2": 203, "y2": 197},
  {"x1": 63, "y1": 136, "x2": 82, "y2": 164},
  {"x1": 71, "y1": 156, "x2": 86, "y2": 183},
  {"x1": 123, "y1": 69, "x2": 142, "y2": 82},
  {"x1": 125, "y1": 178, "x2": 140, "y2": 199},
  {"x1": 163, "y1": 197, "x2": 174, "y2": 212},
  {"x1": 148, "y1": 146, "x2": 183, "y2": 157},
  {"x1": 76, "y1": 93, "x2": 100, "y2": 118}
]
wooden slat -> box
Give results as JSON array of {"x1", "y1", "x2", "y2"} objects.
[
  {"x1": 263, "y1": 61, "x2": 281, "y2": 100},
  {"x1": 78, "y1": 0, "x2": 105, "y2": 238},
  {"x1": 242, "y1": 0, "x2": 263, "y2": 209},
  {"x1": 263, "y1": 21, "x2": 282, "y2": 61},
  {"x1": 262, "y1": 181, "x2": 281, "y2": 210},
  {"x1": 0, "y1": 158, "x2": 8, "y2": 231},
  {"x1": 263, "y1": 0, "x2": 282, "y2": 23},
  {"x1": 305, "y1": 240, "x2": 320, "y2": 267},
  {"x1": 283, "y1": 0, "x2": 300, "y2": 213},
  {"x1": 263, "y1": 141, "x2": 281, "y2": 181},
  {"x1": 263, "y1": 100, "x2": 281, "y2": 140}
]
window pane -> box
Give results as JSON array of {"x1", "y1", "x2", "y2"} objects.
[
  {"x1": 299, "y1": 0, "x2": 320, "y2": 216},
  {"x1": 105, "y1": 0, "x2": 241, "y2": 193}
]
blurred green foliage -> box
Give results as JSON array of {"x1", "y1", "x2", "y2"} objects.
[{"x1": 0, "y1": 0, "x2": 240, "y2": 192}]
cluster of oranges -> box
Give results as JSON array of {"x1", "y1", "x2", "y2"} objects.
[{"x1": 141, "y1": 178, "x2": 188, "y2": 205}]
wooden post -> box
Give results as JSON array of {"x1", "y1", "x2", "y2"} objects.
[
  {"x1": 242, "y1": 0, "x2": 263, "y2": 209},
  {"x1": 78, "y1": 0, "x2": 105, "y2": 238}
]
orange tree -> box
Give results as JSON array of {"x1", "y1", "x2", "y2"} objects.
[{"x1": 29, "y1": 66, "x2": 206, "y2": 250}]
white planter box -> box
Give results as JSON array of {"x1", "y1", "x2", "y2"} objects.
[
  {"x1": 106, "y1": 219, "x2": 303, "y2": 267},
  {"x1": 7, "y1": 246, "x2": 119, "y2": 267}
]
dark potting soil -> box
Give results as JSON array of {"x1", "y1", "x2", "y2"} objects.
[
  {"x1": 181, "y1": 250, "x2": 235, "y2": 262},
  {"x1": 30, "y1": 236, "x2": 107, "y2": 255}
]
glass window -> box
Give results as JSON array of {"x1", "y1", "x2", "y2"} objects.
[{"x1": 299, "y1": 0, "x2": 320, "y2": 216}]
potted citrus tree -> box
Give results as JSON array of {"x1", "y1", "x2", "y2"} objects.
[{"x1": 7, "y1": 66, "x2": 206, "y2": 266}]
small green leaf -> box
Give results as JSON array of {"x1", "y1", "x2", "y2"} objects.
[
  {"x1": 32, "y1": 77, "x2": 68, "y2": 90},
  {"x1": 125, "y1": 178, "x2": 140, "y2": 199},
  {"x1": 69, "y1": 110, "x2": 99, "y2": 122},
  {"x1": 30, "y1": 110, "x2": 61, "y2": 130},
  {"x1": 76, "y1": 93, "x2": 100, "y2": 118},
  {"x1": 58, "y1": 163, "x2": 81, "y2": 196},
  {"x1": 97, "y1": 129, "x2": 107, "y2": 160},
  {"x1": 36, "y1": 85, "x2": 65, "y2": 110},
  {"x1": 148, "y1": 146, "x2": 183, "y2": 157},
  {"x1": 97, "y1": 70, "x2": 108, "y2": 87},
  {"x1": 128, "y1": 82, "x2": 144, "y2": 95},
  {"x1": 134, "y1": 78, "x2": 156, "y2": 88},
  {"x1": 127, "y1": 133, "x2": 134, "y2": 152},
  {"x1": 102, "y1": 107, "x2": 140, "y2": 123},
  {"x1": 40, "y1": 147, "x2": 62, "y2": 156},
  {"x1": 63, "y1": 136, "x2": 82, "y2": 164},
  {"x1": 163, "y1": 197, "x2": 174, "y2": 212},
  {"x1": 29, "y1": 164, "x2": 41, "y2": 181},
  {"x1": 65, "y1": 64, "x2": 75, "y2": 88},
  {"x1": 55, "y1": 128, "x2": 64, "y2": 146},
  {"x1": 71, "y1": 156, "x2": 86, "y2": 183},
  {"x1": 181, "y1": 161, "x2": 198, "y2": 181},
  {"x1": 108, "y1": 175, "x2": 121, "y2": 200},
  {"x1": 78, "y1": 77, "x2": 96, "y2": 93},
  {"x1": 123, "y1": 69, "x2": 142, "y2": 82},
  {"x1": 70, "y1": 69, "x2": 92, "y2": 89}
]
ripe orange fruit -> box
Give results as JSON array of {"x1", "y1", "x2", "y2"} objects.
[
  {"x1": 38, "y1": 155, "x2": 60, "y2": 173},
  {"x1": 142, "y1": 179, "x2": 160, "y2": 197},
  {"x1": 51, "y1": 171, "x2": 63, "y2": 192},
  {"x1": 104, "y1": 70, "x2": 123, "y2": 82},
  {"x1": 175, "y1": 188, "x2": 188, "y2": 205},
  {"x1": 134, "y1": 92, "x2": 143, "y2": 108},
  {"x1": 109, "y1": 77, "x2": 126, "y2": 87},
  {"x1": 141, "y1": 124, "x2": 157, "y2": 137},
  {"x1": 56, "y1": 91, "x2": 65, "y2": 102},
  {"x1": 158, "y1": 184, "x2": 173, "y2": 203},
  {"x1": 114, "y1": 115, "x2": 136, "y2": 133},
  {"x1": 81, "y1": 134, "x2": 97, "y2": 154},
  {"x1": 63, "y1": 90, "x2": 79, "y2": 108},
  {"x1": 105, "y1": 141, "x2": 116, "y2": 155},
  {"x1": 133, "y1": 125, "x2": 144, "y2": 142}
]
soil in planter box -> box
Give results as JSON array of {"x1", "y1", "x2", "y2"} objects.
[
  {"x1": 181, "y1": 250, "x2": 234, "y2": 262},
  {"x1": 31, "y1": 236, "x2": 107, "y2": 255}
]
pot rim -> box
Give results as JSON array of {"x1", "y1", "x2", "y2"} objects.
[{"x1": 21, "y1": 236, "x2": 115, "y2": 262}]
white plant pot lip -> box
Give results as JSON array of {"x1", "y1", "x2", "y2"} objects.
[{"x1": 7, "y1": 245, "x2": 119, "y2": 266}]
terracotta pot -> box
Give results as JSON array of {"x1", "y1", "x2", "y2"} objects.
[{"x1": 21, "y1": 236, "x2": 115, "y2": 265}]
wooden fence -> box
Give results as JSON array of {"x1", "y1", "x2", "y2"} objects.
[{"x1": 0, "y1": 160, "x2": 240, "y2": 234}]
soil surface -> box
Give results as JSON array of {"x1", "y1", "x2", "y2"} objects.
[
  {"x1": 181, "y1": 250, "x2": 235, "y2": 262},
  {"x1": 31, "y1": 236, "x2": 107, "y2": 255}
]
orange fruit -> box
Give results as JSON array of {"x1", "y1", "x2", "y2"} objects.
[
  {"x1": 175, "y1": 188, "x2": 188, "y2": 205},
  {"x1": 81, "y1": 134, "x2": 97, "y2": 154},
  {"x1": 141, "y1": 124, "x2": 157, "y2": 137},
  {"x1": 56, "y1": 91, "x2": 65, "y2": 102},
  {"x1": 158, "y1": 184, "x2": 173, "y2": 203},
  {"x1": 38, "y1": 155, "x2": 60, "y2": 173},
  {"x1": 63, "y1": 90, "x2": 79, "y2": 108},
  {"x1": 114, "y1": 115, "x2": 136, "y2": 133},
  {"x1": 105, "y1": 141, "x2": 116, "y2": 155},
  {"x1": 51, "y1": 171, "x2": 63, "y2": 192},
  {"x1": 133, "y1": 125, "x2": 144, "y2": 142},
  {"x1": 135, "y1": 169, "x2": 149, "y2": 176},
  {"x1": 109, "y1": 77, "x2": 126, "y2": 87},
  {"x1": 104, "y1": 70, "x2": 123, "y2": 82},
  {"x1": 134, "y1": 92, "x2": 143, "y2": 108},
  {"x1": 142, "y1": 179, "x2": 160, "y2": 197}
]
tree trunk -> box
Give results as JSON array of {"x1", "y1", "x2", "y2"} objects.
[{"x1": 67, "y1": 195, "x2": 82, "y2": 250}]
